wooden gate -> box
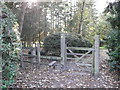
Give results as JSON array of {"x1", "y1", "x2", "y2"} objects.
[
  {"x1": 21, "y1": 33, "x2": 100, "y2": 75},
  {"x1": 61, "y1": 34, "x2": 100, "y2": 75}
]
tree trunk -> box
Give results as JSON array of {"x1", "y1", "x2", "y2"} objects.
[
  {"x1": 78, "y1": 0, "x2": 85, "y2": 35},
  {"x1": 19, "y1": 2, "x2": 27, "y2": 36},
  {"x1": 44, "y1": 8, "x2": 47, "y2": 36}
]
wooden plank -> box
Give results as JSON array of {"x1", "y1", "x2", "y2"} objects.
[
  {"x1": 67, "y1": 53, "x2": 92, "y2": 56},
  {"x1": 40, "y1": 56, "x2": 62, "y2": 60},
  {"x1": 67, "y1": 57, "x2": 79, "y2": 60},
  {"x1": 94, "y1": 35, "x2": 100, "y2": 75},
  {"x1": 66, "y1": 47, "x2": 94, "y2": 51},
  {"x1": 76, "y1": 63, "x2": 92, "y2": 67},
  {"x1": 76, "y1": 50, "x2": 92, "y2": 62},
  {"x1": 49, "y1": 61, "x2": 57, "y2": 66},
  {"x1": 67, "y1": 55, "x2": 93, "y2": 60},
  {"x1": 67, "y1": 49, "x2": 79, "y2": 58}
]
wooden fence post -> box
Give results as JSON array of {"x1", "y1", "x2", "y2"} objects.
[
  {"x1": 37, "y1": 43, "x2": 41, "y2": 66},
  {"x1": 94, "y1": 35, "x2": 100, "y2": 75},
  {"x1": 61, "y1": 33, "x2": 67, "y2": 66},
  {"x1": 20, "y1": 41, "x2": 24, "y2": 68}
]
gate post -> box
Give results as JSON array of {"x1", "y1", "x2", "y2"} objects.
[
  {"x1": 37, "y1": 43, "x2": 41, "y2": 66},
  {"x1": 94, "y1": 35, "x2": 100, "y2": 75},
  {"x1": 61, "y1": 33, "x2": 67, "y2": 66}
]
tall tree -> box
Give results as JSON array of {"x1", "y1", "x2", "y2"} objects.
[
  {"x1": 78, "y1": 0, "x2": 86, "y2": 35},
  {"x1": 19, "y1": 2, "x2": 27, "y2": 35}
]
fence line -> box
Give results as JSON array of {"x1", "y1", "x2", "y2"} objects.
[{"x1": 21, "y1": 34, "x2": 100, "y2": 75}]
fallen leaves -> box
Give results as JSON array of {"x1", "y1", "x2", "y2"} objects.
[{"x1": 10, "y1": 50, "x2": 119, "y2": 88}]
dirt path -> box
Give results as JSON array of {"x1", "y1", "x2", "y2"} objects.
[{"x1": 11, "y1": 49, "x2": 119, "y2": 88}]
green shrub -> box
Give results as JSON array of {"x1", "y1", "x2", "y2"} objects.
[
  {"x1": 0, "y1": 3, "x2": 21, "y2": 88},
  {"x1": 106, "y1": 30, "x2": 120, "y2": 72},
  {"x1": 105, "y1": 1, "x2": 120, "y2": 74},
  {"x1": 43, "y1": 33, "x2": 92, "y2": 56}
]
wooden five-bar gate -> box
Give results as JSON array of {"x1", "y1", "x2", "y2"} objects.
[
  {"x1": 21, "y1": 33, "x2": 100, "y2": 75},
  {"x1": 60, "y1": 33, "x2": 100, "y2": 75}
]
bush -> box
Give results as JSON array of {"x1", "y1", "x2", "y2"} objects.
[
  {"x1": 106, "y1": 30, "x2": 120, "y2": 72},
  {"x1": 105, "y1": 1, "x2": 120, "y2": 74},
  {"x1": 0, "y1": 3, "x2": 21, "y2": 88},
  {"x1": 43, "y1": 33, "x2": 92, "y2": 56}
]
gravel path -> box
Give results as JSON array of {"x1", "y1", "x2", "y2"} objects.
[{"x1": 11, "y1": 49, "x2": 119, "y2": 88}]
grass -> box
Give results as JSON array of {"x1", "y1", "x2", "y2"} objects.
[{"x1": 100, "y1": 45, "x2": 107, "y2": 49}]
